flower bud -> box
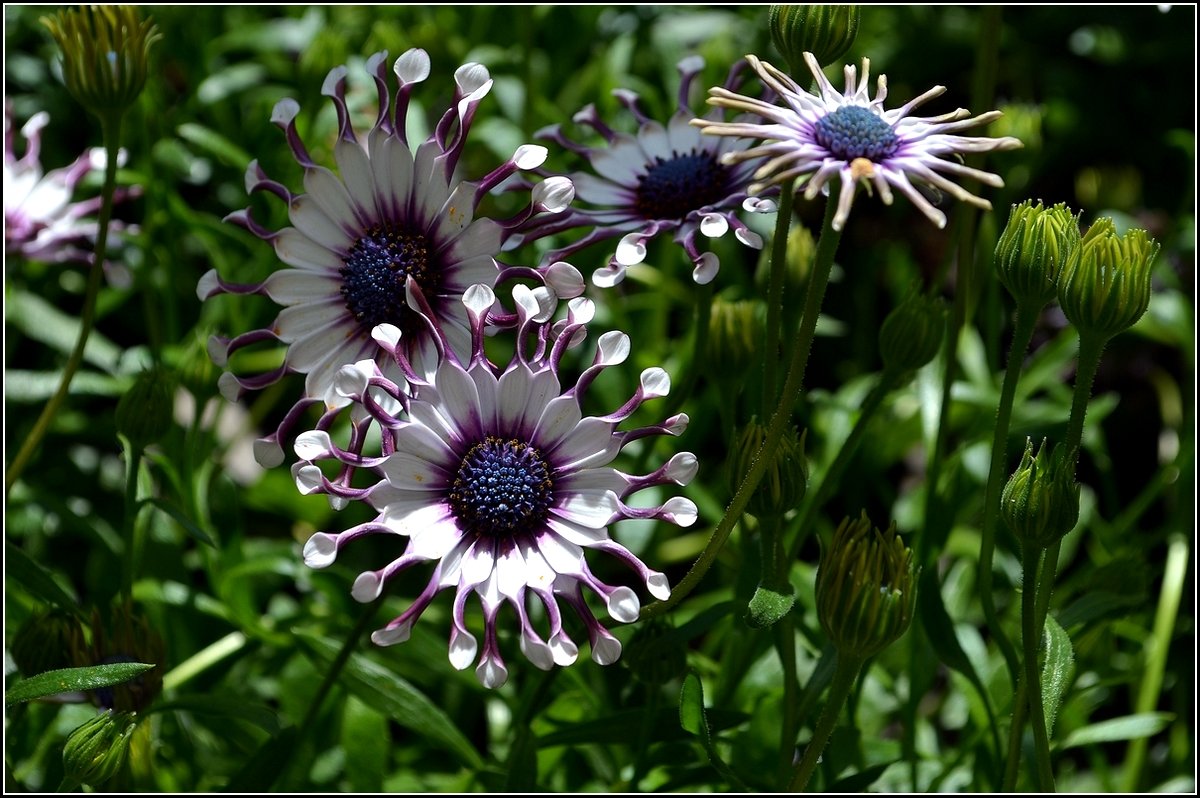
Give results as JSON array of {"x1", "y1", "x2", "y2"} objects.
[
  {"x1": 769, "y1": 5, "x2": 861, "y2": 73},
  {"x1": 730, "y1": 420, "x2": 808, "y2": 519},
  {"x1": 622, "y1": 617, "x2": 687, "y2": 686},
  {"x1": 42, "y1": 5, "x2": 161, "y2": 120},
  {"x1": 1057, "y1": 217, "x2": 1158, "y2": 338},
  {"x1": 707, "y1": 297, "x2": 764, "y2": 378},
  {"x1": 62, "y1": 710, "x2": 137, "y2": 788},
  {"x1": 10, "y1": 608, "x2": 86, "y2": 678},
  {"x1": 115, "y1": 367, "x2": 175, "y2": 449},
  {"x1": 756, "y1": 218, "x2": 814, "y2": 296},
  {"x1": 816, "y1": 512, "x2": 917, "y2": 660},
  {"x1": 1001, "y1": 438, "x2": 1080, "y2": 549},
  {"x1": 82, "y1": 603, "x2": 165, "y2": 712},
  {"x1": 879, "y1": 290, "x2": 947, "y2": 374},
  {"x1": 994, "y1": 200, "x2": 1081, "y2": 307}
]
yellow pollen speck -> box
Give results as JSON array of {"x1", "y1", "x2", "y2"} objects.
[{"x1": 850, "y1": 157, "x2": 876, "y2": 181}]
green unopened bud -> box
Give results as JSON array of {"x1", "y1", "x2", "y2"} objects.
[
  {"x1": 769, "y1": 5, "x2": 860, "y2": 72},
  {"x1": 730, "y1": 420, "x2": 808, "y2": 519},
  {"x1": 879, "y1": 290, "x2": 947, "y2": 374},
  {"x1": 115, "y1": 367, "x2": 175, "y2": 448},
  {"x1": 816, "y1": 512, "x2": 917, "y2": 660},
  {"x1": 1057, "y1": 217, "x2": 1158, "y2": 338},
  {"x1": 756, "y1": 221, "x2": 815, "y2": 298},
  {"x1": 62, "y1": 710, "x2": 137, "y2": 788},
  {"x1": 1000, "y1": 438, "x2": 1080, "y2": 549},
  {"x1": 623, "y1": 617, "x2": 687, "y2": 686},
  {"x1": 707, "y1": 298, "x2": 764, "y2": 378},
  {"x1": 43, "y1": 5, "x2": 161, "y2": 120},
  {"x1": 995, "y1": 200, "x2": 1081, "y2": 307},
  {"x1": 10, "y1": 609, "x2": 86, "y2": 678}
]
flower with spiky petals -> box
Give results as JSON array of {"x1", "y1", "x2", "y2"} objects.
[
  {"x1": 197, "y1": 49, "x2": 583, "y2": 468},
  {"x1": 4, "y1": 105, "x2": 135, "y2": 265},
  {"x1": 294, "y1": 283, "x2": 697, "y2": 688},
  {"x1": 518, "y1": 56, "x2": 777, "y2": 287},
  {"x1": 692, "y1": 52, "x2": 1023, "y2": 232}
]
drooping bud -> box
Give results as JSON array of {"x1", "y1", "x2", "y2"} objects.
[
  {"x1": 1057, "y1": 217, "x2": 1158, "y2": 338},
  {"x1": 816, "y1": 512, "x2": 917, "y2": 660},
  {"x1": 1000, "y1": 438, "x2": 1081, "y2": 549},
  {"x1": 994, "y1": 200, "x2": 1081, "y2": 307},
  {"x1": 62, "y1": 710, "x2": 137, "y2": 788},
  {"x1": 707, "y1": 297, "x2": 765, "y2": 379},
  {"x1": 879, "y1": 290, "x2": 947, "y2": 374},
  {"x1": 115, "y1": 367, "x2": 176, "y2": 449},
  {"x1": 769, "y1": 5, "x2": 861, "y2": 73},
  {"x1": 42, "y1": 5, "x2": 161, "y2": 120},
  {"x1": 730, "y1": 420, "x2": 808, "y2": 519},
  {"x1": 10, "y1": 608, "x2": 86, "y2": 678}
]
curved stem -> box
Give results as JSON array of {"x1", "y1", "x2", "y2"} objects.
[
  {"x1": 763, "y1": 178, "x2": 796, "y2": 418},
  {"x1": 979, "y1": 301, "x2": 1042, "y2": 687},
  {"x1": 1021, "y1": 544, "x2": 1056, "y2": 791},
  {"x1": 787, "y1": 652, "x2": 862, "y2": 792},
  {"x1": 641, "y1": 189, "x2": 843, "y2": 618},
  {"x1": 6, "y1": 113, "x2": 124, "y2": 496}
]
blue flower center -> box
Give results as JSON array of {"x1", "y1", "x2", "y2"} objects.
[
  {"x1": 813, "y1": 106, "x2": 899, "y2": 162},
  {"x1": 635, "y1": 150, "x2": 730, "y2": 220},
  {"x1": 340, "y1": 225, "x2": 434, "y2": 331},
  {"x1": 449, "y1": 437, "x2": 554, "y2": 538}
]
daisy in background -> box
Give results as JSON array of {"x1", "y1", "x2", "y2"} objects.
[
  {"x1": 198, "y1": 49, "x2": 583, "y2": 468},
  {"x1": 4, "y1": 104, "x2": 136, "y2": 269},
  {"x1": 693, "y1": 52, "x2": 1023, "y2": 232},
  {"x1": 293, "y1": 281, "x2": 697, "y2": 688},
  {"x1": 513, "y1": 55, "x2": 777, "y2": 287}
]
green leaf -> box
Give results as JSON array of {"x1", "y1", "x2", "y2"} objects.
[
  {"x1": 539, "y1": 706, "x2": 748, "y2": 748},
  {"x1": 917, "y1": 569, "x2": 987, "y2": 694},
  {"x1": 6, "y1": 290, "x2": 123, "y2": 373},
  {"x1": 296, "y1": 632, "x2": 483, "y2": 769},
  {"x1": 1059, "y1": 712, "x2": 1175, "y2": 750},
  {"x1": 177, "y1": 122, "x2": 256, "y2": 169},
  {"x1": 150, "y1": 695, "x2": 280, "y2": 734},
  {"x1": 1040, "y1": 616, "x2": 1075, "y2": 736},
  {"x1": 4, "y1": 369, "x2": 126, "y2": 401},
  {"x1": 679, "y1": 671, "x2": 706, "y2": 737},
  {"x1": 144, "y1": 497, "x2": 217, "y2": 547},
  {"x1": 4, "y1": 538, "x2": 79, "y2": 610},
  {"x1": 828, "y1": 759, "x2": 898, "y2": 792},
  {"x1": 343, "y1": 695, "x2": 388, "y2": 793},
  {"x1": 223, "y1": 727, "x2": 299, "y2": 792},
  {"x1": 5, "y1": 663, "x2": 154, "y2": 707}
]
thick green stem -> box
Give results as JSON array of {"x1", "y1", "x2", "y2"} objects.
[
  {"x1": 787, "y1": 653, "x2": 862, "y2": 792},
  {"x1": 775, "y1": 617, "x2": 801, "y2": 785},
  {"x1": 1003, "y1": 672, "x2": 1028, "y2": 790},
  {"x1": 6, "y1": 113, "x2": 124, "y2": 495},
  {"x1": 642, "y1": 190, "x2": 842, "y2": 619},
  {"x1": 979, "y1": 301, "x2": 1042, "y2": 686},
  {"x1": 1021, "y1": 545, "x2": 1056, "y2": 791},
  {"x1": 763, "y1": 178, "x2": 796, "y2": 418}
]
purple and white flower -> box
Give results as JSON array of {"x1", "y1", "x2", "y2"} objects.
[
  {"x1": 4, "y1": 105, "x2": 134, "y2": 266},
  {"x1": 294, "y1": 283, "x2": 697, "y2": 688},
  {"x1": 197, "y1": 49, "x2": 583, "y2": 468},
  {"x1": 693, "y1": 52, "x2": 1023, "y2": 232},
  {"x1": 518, "y1": 56, "x2": 775, "y2": 287}
]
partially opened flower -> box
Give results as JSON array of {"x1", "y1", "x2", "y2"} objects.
[
  {"x1": 295, "y1": 284, "x2": 697, "y2": 687},
  {"x1": 4, "y1": 105, "x2": 135, "y2": 265},
  {"x1": 693, "y1": 52, "x2": 1023, "y2": 231},
  {"x1": 198, "y1": 49, "x2": 582, "y2": 467},
  {"x1": 519, "y1": 56, "x2": 775, "y2": 287}
]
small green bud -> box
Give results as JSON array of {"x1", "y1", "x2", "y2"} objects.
[
  {"x1": 623, "y1": 618, "x2": 687, "y2": 686},
  {"x1": 995, "y1": 200, "x2": 1081, "y2": 307},
  {"x1": 1057, "y1": 217, "x2": 1159, "y2": 338},
  {"x1": 115, "y1": 367, "x2": 175, "y2": 448},
  {"x1": 879, "y1": 290, "x2": 947, "y2": 374},
  {"x1": 756, "y1": 221, "x2": 815, "y2": 298},
  {"x1": 10, "y1": 609, "x2": 87, "y2": 678},
  {"x1": 707, "y1": 297, "x2": 765, "y2": 376},
  {"x1": 1000, "y1": 438, "x2": 1080, "y2": 549},
  {"x1": 769, "y1": 5, "x2": 860, "y2": 72},
  {"x1": 816, "y1": 512, "x2": 917, "y2": 660},
  {"x1": 62, "y1": 710, "x2": 137, "y2": 788},
  {"x1": 730, "y1": 420, "x2": 808, "y2": 519},
  {"x1": 42, "y1": 5, "x2": 161, "y2": 120}
]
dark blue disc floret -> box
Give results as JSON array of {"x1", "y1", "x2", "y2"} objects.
[
  {"x1": 340, "y1": 225, "x2": 433, "y2": 329},
  {"x1": 813, "y1": 105, "x2": 899, "y2": 162},
  {"x1": 450, "y1": 437, "x2": 555, "y2": 538},
  {"x1": 635, "y1": 150, "x2": 730, "y2": 221}
]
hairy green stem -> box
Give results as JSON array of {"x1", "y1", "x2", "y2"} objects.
[
  {"x1": 763, "y1": 178, "x2": 796, "y2": 418},
  {"x1": 6, "y1": 113, "x2": 124, "y2": 495},
  {"x1": 787, "y1": 652, "x2": 862, "y2": 792},
  {"x1": 1021, "y1": 544, "x2": 1056, "y2": 791},
  {"x1": 641, "y1": 190, "x2": 842, "y2": 618},
  {"x1": 776, "y1": 617, "x2": 801, "y2": 785},
  {"x1": 979, "y1": 301, "x2": 1042, "y2": 686}
]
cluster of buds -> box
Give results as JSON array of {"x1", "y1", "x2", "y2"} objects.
[{"x1": 61, "y1": 710, "x2": 137, "y2": 789}]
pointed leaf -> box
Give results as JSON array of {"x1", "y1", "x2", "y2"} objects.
[
  {"x1": 1040, "y1": 616, "x2": 1075, "y2": 736},
  {"x1": 223, "y1": 727, "x2": 299, "y2": 792},
  {"x1": 6, "y1": 663, "x2": 154, "y2": 707},
  {"x1": 679, "y1": 671, "x2": 707, "y2": 738},
  {"x1": 150, "y1": 694, "x2": 280, "y2": 734},
  {"x1": 5, "y1": 538, "x2": 79, "y2": 610},
  {"x1": 144, "y1": 497, "x2": 217, "y2": 547},
  {"x1": 1059, "y1": 713, "x2": 1175, "y2": 750}
]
